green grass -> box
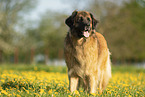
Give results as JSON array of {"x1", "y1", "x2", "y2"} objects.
[
  {"x1": 112, "y1": 65, "x2": 145, "y2": 73},
  {"x1": 0, "y1": 63, "x2": 144, "y2": 73},
  {"x1": 0, "y1": 64, "x2": 67, "y2": 73},
  {"x1": 0, "y1": 64, "x2": 145, "y2": 97}
]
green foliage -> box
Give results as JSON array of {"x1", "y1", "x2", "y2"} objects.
[
  {"x1": 1, "y1": 0, "x2": 145, "y2": 63},
  {"x1": 26, "y1": 11, "x2": 67, "y2": 59},
  {"x1": 98, "y1": 0, "x2": 145, "y2": 62},
  {"x1": 1, "y1": 80, "x2": 35, "y2": 90},
  {"x1": 0, "y1": 0, "x2": 37, "y2": 53}
]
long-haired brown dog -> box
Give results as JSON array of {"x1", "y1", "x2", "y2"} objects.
[{"x1": 64, "y1": 11, "x2": 111, "y2": 94}]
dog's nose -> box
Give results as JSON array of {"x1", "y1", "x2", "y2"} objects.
[
  {"x1": 84, "y1": 23, "x2": 90, "y2": 26},
  {"x1": 84, "y1": 25, "x2": 91, "y2": 31},
  {"x1": 86, "y1": 23, "x2": 90, "y2": 26}
]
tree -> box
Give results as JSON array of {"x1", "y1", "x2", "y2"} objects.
[
  {"x1": 88, "y1": 0, "x2": 145, "y2": 63},
  {"x1": 0, "y1": 0, "x2": 37, "y2": 62},
  {"x1": 26, "y1": 11, "x2": 68, "y2": 64},
  {"x1": 96, "y1": 0, "x2": 145, "y2": 63}
]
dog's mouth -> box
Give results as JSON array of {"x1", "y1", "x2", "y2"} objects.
[
  {"x1": 77, "y1": 29, "x2": 90, "y2": 38},
  {"x1": 75, "y1": 26, "x2": 91, "y2": 38},
  {"x1": 82, "y1": 29, "x2": 90, "y2": 37}
]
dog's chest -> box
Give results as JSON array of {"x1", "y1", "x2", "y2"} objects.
[{"x1": 73, "y1": 37, "x2": 98, "y2": 70}]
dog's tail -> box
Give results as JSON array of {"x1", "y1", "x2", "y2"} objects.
[{"x1": 99, "y1": 50, "x2": 111, "y2": 92}]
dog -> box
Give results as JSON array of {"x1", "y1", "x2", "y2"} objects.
[{"x1": 64, "y1": 10, "x2": 111, "y2": 94}]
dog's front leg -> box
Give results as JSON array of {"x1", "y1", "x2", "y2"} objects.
[
  {"x1": 69, "y1": 76, "x2": 79, "y2": 92},
  {"x1": 88, "y1": 75, "x2": 97, "y2": 94}
]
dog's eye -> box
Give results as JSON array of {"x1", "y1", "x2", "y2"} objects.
[
  {"x1": 78, "y1": 17, "x2": 83, "y2": 22},
  {"x1": 87, "y1": 17, "x2": 90, "y2": 21}
]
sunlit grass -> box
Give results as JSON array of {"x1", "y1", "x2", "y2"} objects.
[{"x1": 0, "y1": 65, "x2": 145, "y2": 96}]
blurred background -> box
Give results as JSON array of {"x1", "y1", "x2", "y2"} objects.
[{"x1": 0, "y1": 0, "x2": 145, "y2": 66}]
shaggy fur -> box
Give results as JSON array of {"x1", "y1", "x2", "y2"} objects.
[{"x1": 64, "y1": 11, "x2": 111, "y2": 93}]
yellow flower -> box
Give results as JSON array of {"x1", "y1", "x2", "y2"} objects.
[
  {"x1": 22, "y1": 87, "x2": 26, "y2": 90},
  {"x1": 7, "y1": 83, "x2": 10, "y2": 85},
  {"x1": 1, "y1": 79, "x2": 5, "y2": 83},
  {"x1": 8, "y1": 94, "x2": 12, "y2": 97},
  {"x1": 136, "y1": 91, "x2": 139, "y2": 94},
  {"x1": 34, "y1": 93, "x2": 39, "y2": 96},
  {"x1": 16, "y1": 94, "x2": 21, "y2": 97},
  {"x1": 74, "y1": 90, "x2": 79, "y2": 94},
  {"x1": 128, "y1": 95, "x2": 132, "y2": 97},
  {"x1": 17, "y1": 90, "x2": 20, "y2": 92},
  {"x1": 40, "y1": 83, "x2": 44, "y2": 85},
  {"x1": 68, "y1": 95, "x2": 72, "y2": 97},
  {"x1": 15, "y1": 85, "x2": 19, "y2": 89},
  {"x1": 48, "y1": 89, "x2": 53, "y2": 94},
  {"x1": 1, "y1": 90, "x2": 8, "y2": 95},
  {"x1": 0, "y1": 86, "x2": 2, "y2": 90},
  {"x1": 54, "y1": 92, "x2": 58, "y2": 94},
  {"x1": 107, "y1": 91, "x2": 111, "y2": 94},
  {"x1": 73, "y1": 90, "x2": 80, "y2": 96},
  {"x1": 39, "y1": 89, "x2": 45, "y2": 94},
  {"x1": 26, "y1": 90, "x2": 29, "y2": 94},
  {"x1": 90, "y1": 93, "x2": 96, "y2": 96}
]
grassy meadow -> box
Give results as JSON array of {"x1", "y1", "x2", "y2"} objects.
[{"x1": 0, "y1": 64, "x2": 145, "y2": 97}]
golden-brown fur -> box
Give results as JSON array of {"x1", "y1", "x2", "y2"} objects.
[{"x1": 64, "y1": 11, "x2": 111, "y2": 93}]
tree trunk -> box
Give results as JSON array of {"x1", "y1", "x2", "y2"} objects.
[
  {"x1": 45, "y1": 48, "x2": 49, "y2": 65},
  {"x1": 0, "y1": 49, "x2": 3, "y2": 63},
  {"x1": 30, "y1": 48, "x2": 35, "y2": 64},
  {"x1": 14, "y1": 48, "x2": 18, "y2": 64},
  {"x1": 58, "y1": 49, "x2": 63, "y2": 60}
]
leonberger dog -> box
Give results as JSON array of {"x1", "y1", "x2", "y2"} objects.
[{"x1": 64, "y1": 11, "x2": 111, "y2": 94}]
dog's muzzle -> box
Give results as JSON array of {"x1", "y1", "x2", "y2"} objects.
[{"x1": 78, "y1": 23, "x2": 91, "y2": 38}]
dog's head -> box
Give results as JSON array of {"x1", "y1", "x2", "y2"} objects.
[{"x1": 65, "y1": 11, "x2": 99, "y2": 38}]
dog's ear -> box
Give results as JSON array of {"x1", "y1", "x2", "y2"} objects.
[
  {"x1": 90, "y1": 13, "x2": 99, "y2": 29},
  {"x1": 65, "y1": 11, "x2": 78, "y2": 28}
]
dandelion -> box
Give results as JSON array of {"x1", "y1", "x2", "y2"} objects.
[
  {"x1": 15, "y1": 85, "x2": 19, "y2": 89},
  {"x1": 136, "y1": 91, "x2": 139, "y2": 94},
  {"x1": 17, "y1": 90, "x2": 20, "y2": 93},
  {"x1": 7, "y1": 83, "x2": 10, "y2": 85},
  {"x1": 68, "y1": 95, "x2": 72, "y2": 97},
  {"x1": 1, "y1": 79, "x2": 5, "y2": 83},
  {"x1": 80, "y1": 90, "x2": 83, "y2": 92},
  {"x1": 0, "y1": 68, "x2": 145, "y2": 96},
  {"x1": 39, "y1": 89, "x2": 45, "y2": 94},
  {"x1": 74, "y1": 90, "x2": 79, "y2": 94},
  {"x1": 0, "y1": 86, "x2": 2, "y2": 90},
  {"x1": 26, "y1": 90, "x2": 29, "y2": 94},
  {"x1": 48, "y1": 89, "x2": 53, "y2": 95},
  {"x1": 34, "y1": 93, "x2": 39, "y2": 96},
  {"x1": 73, "y1": 90, "x2": 80, "y2": 96},
  {"x1": 40, "y1": 83, "x2": 44, "y2": 85},
  {"x1": 139, "y1": 90, "x2": 143, "y2": 92},
  {"x1": 90, "y1": 93, "x2": 96, "y2": 96},
  {"x1": 107, "y1": 91, "x2": 111, "y2": 94},
  {"x1": 54, "y1": 92, "x2": 58, "y2": 95},
  {"x1": 1, "y1": 90, "x2": 8, "y2": 95},
  {"x1": 16, "y1": 94, "x2": 21, "y2": 97},
  {"x1": 128, "y1": 95, "x2": 132, "y2": 97}
]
